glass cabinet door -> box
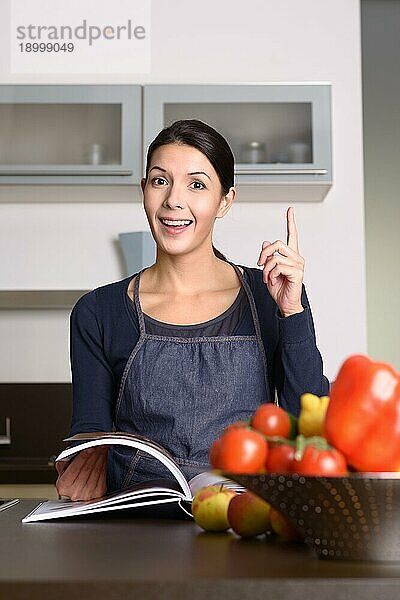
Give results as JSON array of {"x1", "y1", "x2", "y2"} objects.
[
  {"x1": 143, "y1": 84, "x2": 332, "y2": 200},
  {"x1": 0, "y1": 85, "x2": 141, "y2": 185}
]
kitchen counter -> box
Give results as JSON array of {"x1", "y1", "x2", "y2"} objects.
[{"x1": 2, "y1": 500, "x2": 400, "y2": 600}]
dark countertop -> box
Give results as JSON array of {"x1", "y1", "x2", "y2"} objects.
[{"x1": 2, "y1": 500, "x2": 400, "y2": 600}]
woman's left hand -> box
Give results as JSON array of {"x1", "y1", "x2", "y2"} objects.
[{"x1": 257, "y1": 207, "x2": 305, "y2": 318}]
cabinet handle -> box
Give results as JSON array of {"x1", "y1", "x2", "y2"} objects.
[
  {"x1": 235, "y1": 168, "x2": 328, "y2": 175},
  {"x1": 0, "y1": 417, "x2": 11, "y2": 445}
]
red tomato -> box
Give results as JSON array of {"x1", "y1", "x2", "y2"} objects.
[
  {"x1": 252, "y1": 404, "x2": 291, "y2": 438},
  {"x1": 209, "y1": 438, "x2": 221, "y2": 469},
  {"x1": 218, "y1": 427, "x2": 268, "y2": 474},
  {"x1": 224, "y1": 420, "x2": 249, "y2": 433},
  {"x1": 266, "y1": 444, "x2": 295, "y2": 473},
  {"x1": 293, "y1": 445, "x2": 348, "y2": 476}
]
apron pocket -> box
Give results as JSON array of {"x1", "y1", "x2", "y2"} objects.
[
  {"x1": 122, "y1": 451, "x2": 181, "y2": 487},
  {"x1": 107, "y1": 445, "x2": 140, "y2": 492},
  {"x1": 121, "y1": 452, "x2": 210, "y2": 487}
]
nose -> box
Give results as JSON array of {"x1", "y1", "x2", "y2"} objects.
[{"x1": 162, "y1": 183, "x2": 185, "y2": 210}]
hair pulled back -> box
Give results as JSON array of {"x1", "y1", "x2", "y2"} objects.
[{"x1": 144, "y1": 119, "x2": 235, "y2": 195}]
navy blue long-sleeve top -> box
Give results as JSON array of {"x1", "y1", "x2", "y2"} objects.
[{"x1": 69, "y1": 265, "x2": 330, "y2": 436}]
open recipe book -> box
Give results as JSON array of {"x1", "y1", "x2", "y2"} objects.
[{"x1": 22, "y1": 431, "x2": 242, "y2": 523}]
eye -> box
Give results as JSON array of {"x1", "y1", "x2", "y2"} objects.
[
  {"x1": 151, "y1": 176, "x2": 168, "y2": 186},
  {"x1": 190, "y1": 180, "x2": 206, "y2": 190}
]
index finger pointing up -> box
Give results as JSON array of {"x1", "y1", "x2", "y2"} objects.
[{"x1": 286, "y1": 206, "x2": 299, "y2": 252}]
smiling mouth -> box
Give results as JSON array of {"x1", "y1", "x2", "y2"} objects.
[{"x1": 159, "y1": 218, "x2": 193, "y2": 229}]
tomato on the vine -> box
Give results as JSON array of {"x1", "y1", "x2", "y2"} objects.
[
  {"x1": 293, "y1": 445, "x2": 348, "y2": 476},
  {"x1": 209, "y1": 438, "x2": 222, "y2": 469},
  {"x1": 252, "y1": 404, "x2": 291, "y2": 438},
  {"x1": 218, "y1": 427, "x2": 268, "y2": 474},
  {"x1": 266, "y1": 443, "x2": 295, "y2": 473},
  {"x1": 224, "y1": 420, "x2": 249, "y2": 433}
]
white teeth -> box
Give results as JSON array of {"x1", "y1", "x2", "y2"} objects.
[{"x1": 161, "y1": 219, "x2": 192, "y2": 227}]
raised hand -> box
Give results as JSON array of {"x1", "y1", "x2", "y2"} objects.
[{"x1": 257, "y1": 207, "x2": 305, "y2": 317}]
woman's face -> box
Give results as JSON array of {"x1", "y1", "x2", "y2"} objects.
[{"x1": 142, "y1": 143, "x2": 234, "y2": 258}]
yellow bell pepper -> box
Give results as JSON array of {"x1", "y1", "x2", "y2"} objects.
[{"x1": 298, "y1": 393, "x2": 330, "y2": 438}]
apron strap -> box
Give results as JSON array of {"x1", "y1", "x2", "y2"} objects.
[
  {"x1": 133, "y1": 270, "x2": 146, "y2": 335},
  {"x1": 229, "y1": 262, "x2": 273, "y2": 404}
]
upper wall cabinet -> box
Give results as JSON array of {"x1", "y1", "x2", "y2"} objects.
[
  {"x1": 0, "y1": 85, "x2": 141, "y2": 185},
  {"x1": 143, "y1": 84, "x2": 332, "y2": 201}
]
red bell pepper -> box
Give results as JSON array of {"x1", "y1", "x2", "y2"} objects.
[{"x1": 324, "y1": 355, "x2": 400, "y2": 472}]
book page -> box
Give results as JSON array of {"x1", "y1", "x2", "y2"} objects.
[
  {"x1": 64, "y1": 431, "x2": 175, "y2": 462},
  {"x1": 21, "y1": 480, "x2": 187, "y2": 523},
  {"x1": 57, "y1": 432, "x2": 192, "y2": 499},
  {"x1": 22, "y1": 496, "x2": 183, "y2": 523},
  {"x1": 189, "y1": 471, "x2": 245, "y2": 497}
]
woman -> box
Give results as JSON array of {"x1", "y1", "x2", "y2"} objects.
[{"x1": 56, "y1": 119, "x2": 329, "y2": 501}]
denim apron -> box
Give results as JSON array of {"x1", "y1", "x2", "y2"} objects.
[{"x1": 107, "y1": 262, "x2": 271, "y2": 492}]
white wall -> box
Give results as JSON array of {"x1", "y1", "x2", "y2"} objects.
[{"x1": 0, "y1": 0, "x2": 366, "y2": 382}]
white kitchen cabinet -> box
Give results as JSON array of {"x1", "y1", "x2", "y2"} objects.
[
  {"x1": 143, "y1": 84, "x2": 332, "y2": 201},
  {"x1": 0, "y1": 85, "x2": 141, "y2": 185},
  {"x1": 0, "y1": 83, "x2": 332, "y2": 200}
]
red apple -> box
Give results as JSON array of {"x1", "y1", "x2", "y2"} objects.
[
  {"x1": 192, "y1": 485, "x2": 237, "y2": 532},
  {"x1": 269, "y1": 507, "x2": 303, "y2": 542},
  {"x1": 228, "y1": 491, "x2": 271, "y2": 538}
]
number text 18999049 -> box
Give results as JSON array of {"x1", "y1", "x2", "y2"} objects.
[{"x1": 18, "y1": 42, "x2": 74, "y2": 53}]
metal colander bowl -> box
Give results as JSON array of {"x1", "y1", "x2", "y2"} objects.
[{"x1": 224, "y1": 472, "x2": 400, "y2": 561}]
